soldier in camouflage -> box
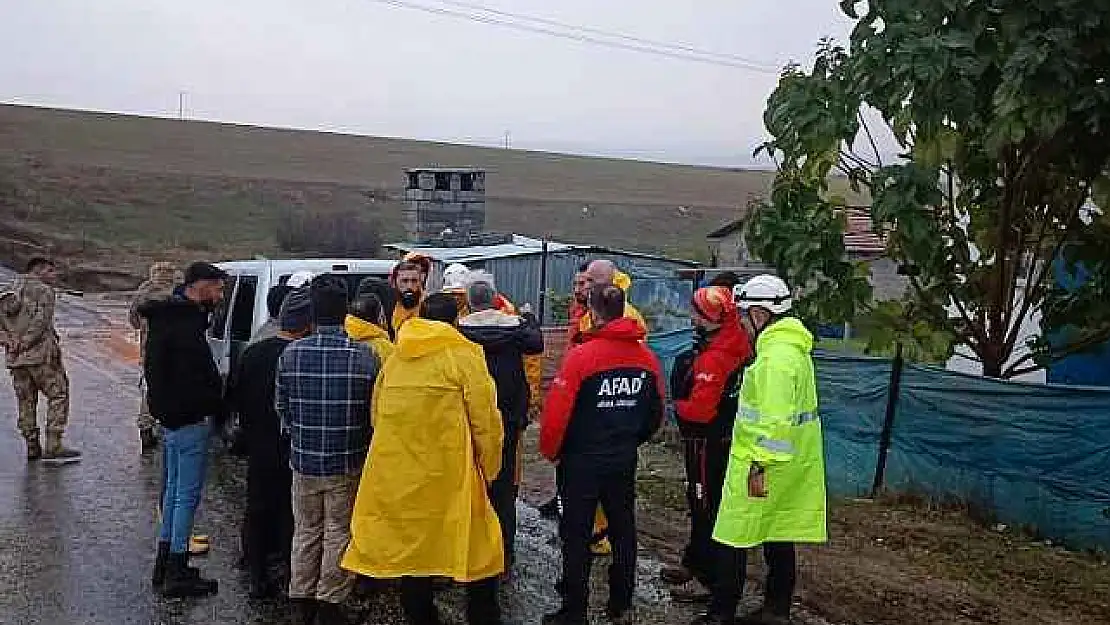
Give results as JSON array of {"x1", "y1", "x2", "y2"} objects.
[
  {"x1": 130, "y1": 261, "x2": 178, "y2": 453},
  {"x1": 0, "y1": 257, "x2": 81, "y2": 463}
]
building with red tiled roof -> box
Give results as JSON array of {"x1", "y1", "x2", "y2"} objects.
[{"x1": 706, "y1": 205, "x2": 906, "y2": 300}]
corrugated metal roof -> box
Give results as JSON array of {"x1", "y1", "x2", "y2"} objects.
[
  {"x1": 385, "y1": 234, "x2": 699, "y2": 266},
  {"x1": 385, "y1": 235, "x2": 584, "y2": 263}
]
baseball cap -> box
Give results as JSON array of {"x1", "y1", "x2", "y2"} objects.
[{"x1": 183, "y1": 262, "x2": 229, "y2": 285}]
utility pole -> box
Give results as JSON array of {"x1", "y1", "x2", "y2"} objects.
[
  {"x1": 503, "y1": 130, "x2": 512, "y2": 149},
  {"x1": 178, "y1": 91, "x2": 187, "y2": 120}
]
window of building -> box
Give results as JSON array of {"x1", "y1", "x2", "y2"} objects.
[{"x1": 434, "y1": 172, "x2": 452, "y2": 191}]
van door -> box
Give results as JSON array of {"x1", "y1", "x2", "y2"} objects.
[
  {"x1": 226, "y1": 273, "x2": 259, "y2": 374},
  {"x1": 208, "y1": 276, "x2": 239, "y2": 378}
]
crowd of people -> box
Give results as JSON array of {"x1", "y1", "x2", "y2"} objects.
[{"x1": 2, "y1": 252, "x2": 827, "y2": 625}]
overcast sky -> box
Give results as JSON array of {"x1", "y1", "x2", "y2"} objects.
[{"x1": 1, "y1": 0, "x2": 852, "y2": 167}]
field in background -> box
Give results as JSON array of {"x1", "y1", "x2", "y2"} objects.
[{"x1": 0, "y1": 104, "x2": 774, "y2": 289}]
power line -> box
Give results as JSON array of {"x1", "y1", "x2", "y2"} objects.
[
  {"x1": 368, "y1": 0, "x2": 783, "y2": 73},
  {"x1": 436, "y1": 0, "x2": 781, "y2": 69}
]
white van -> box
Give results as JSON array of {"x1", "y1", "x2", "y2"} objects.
[{"x1": 208, "y1": 258, "x2": 398, "y2": 378}]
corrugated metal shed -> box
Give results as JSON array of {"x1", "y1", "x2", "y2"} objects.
[{"x1": 385, "y1": 235, "x2": 699, "y2": 330}]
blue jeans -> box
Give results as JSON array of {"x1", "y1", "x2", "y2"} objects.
[{"x1": 159, "y1": 421, "x2": 211, "y2": 554}]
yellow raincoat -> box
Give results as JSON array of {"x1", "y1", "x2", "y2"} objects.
[
  {"x1": 341, "y1": 318, "x2": 505, "y2": 582},
  {"x1": 344, "y1": 315, "x2": 394, "y2": 362}
]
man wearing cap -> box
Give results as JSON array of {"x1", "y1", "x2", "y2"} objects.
[
  {"x1": 226, "y1": 288, "x2": 311, "y2": 599},
  {"x1": 663, "y1": 286, "x2": 752, "y2": 602},
  {"x1": 277, "y1": 275, "x2": 379, "y2": 625},
  {"x1": 250, "y1": 270, "x2": 314, "y2": 345},
  {"x1": 694, "y1": 275, "x2": 827, "y2": 625},
  {"x1": 129, "y1": 261, "x2": 178, "y2": 453},
  {"x1": 140, "y1": 261, "x2": 228, "y2": 598}
]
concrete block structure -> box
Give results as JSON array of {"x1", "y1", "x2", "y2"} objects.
[{"x1": 403, "y1": 168, "x2": 486, "y2": 243}]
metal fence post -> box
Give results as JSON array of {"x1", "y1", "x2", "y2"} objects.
[{"x1": 871, "y1": 342, "x2": 905, "y2": 497}]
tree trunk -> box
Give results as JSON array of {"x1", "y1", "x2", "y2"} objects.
[{"x1": 981, "y1": 356, "x2": 1004, "y2": 379}]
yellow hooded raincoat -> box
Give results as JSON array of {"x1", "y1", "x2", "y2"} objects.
[
  {"x1": 344, "y1": 314, "x2": 394, "y2": 362},
  {"x1": 341, "y1": 318, "x2": 506, "y2": 582}
]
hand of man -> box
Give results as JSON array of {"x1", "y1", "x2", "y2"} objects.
[{"x1": 748, "y1": 464, "x2": 768, "y2": 498}]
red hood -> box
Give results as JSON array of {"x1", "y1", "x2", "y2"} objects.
[
  {"x1": 708, "y1": 316, "x2": 752, "y2": 361},
  {"x1": 588, "y1": 317, "x2": 646, "y2": 343}
]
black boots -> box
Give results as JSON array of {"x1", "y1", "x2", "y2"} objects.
[
  {"x1": 161, "y1": 553, "x2": 218, "y2": 598},
  {"x1": 151, "y1": 541, "x2": 171, "y2": 587},
  {"x1": 317, "y1": 601, "x2": 351, "y2": 625},
  {"x1": 291, "y1": 598, "x2": 320, "y2": 625}
]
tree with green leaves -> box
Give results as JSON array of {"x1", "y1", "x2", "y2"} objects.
[{"x1": 747, "y1": 0, "x2": 1110, "y2": 378}]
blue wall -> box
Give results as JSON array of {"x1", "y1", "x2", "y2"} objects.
[{"x1": 1048, "y1": 261, "x2": 1110, "y2": 386}]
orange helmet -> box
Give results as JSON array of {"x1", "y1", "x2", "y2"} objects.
[{"x1": 691, "y1": 286, "x2": 737, "y2": 323}]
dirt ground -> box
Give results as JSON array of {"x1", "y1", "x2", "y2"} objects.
[{"x1": 518, "y1": 430, "x2": 1110, "y2": 625}]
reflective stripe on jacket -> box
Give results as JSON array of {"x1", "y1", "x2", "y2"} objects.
[{"x1": 712, "y1": 316, "x2": 827, "y2": 548}]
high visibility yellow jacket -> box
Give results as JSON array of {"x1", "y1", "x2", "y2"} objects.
[
  {"x1": 344, "y1": 315, "x2": 394, "y2": 363},
  {"x1": 712, "y1": 317, "x2": 827, "y2": 548},
  {"x1": 341, "y1": 318, "x2": 505, "y2": 581}
]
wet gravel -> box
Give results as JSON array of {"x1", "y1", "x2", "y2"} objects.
[{"x1": 0, "y1": 301, "x2": 706, "y2": 625}]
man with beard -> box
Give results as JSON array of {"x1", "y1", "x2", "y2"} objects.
[
  {"x1": 663, "y1": 286, "x2": 752, "y2": 602},
  {"x1": 141, "y1": 261, "x2": 228, "y2": 598},
  {"x1": 389, "y1": 253, "x2": 432, "y2": 338},
  {"x1": 458, "y1": 277, "x2": 544, "y2": 573},
  {"x1": 226, "y1": 288, "x2": 312, "y2": 599},
  {"x1": 566, "y1": 263, "x2": 590, "y2": 347}
]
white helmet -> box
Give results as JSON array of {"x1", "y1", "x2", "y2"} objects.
[
  {"x1": 286, "y1": 270, "x2": 315, "y2": 288},
  {"x1": 442, "y1": 263, "x2": 471, "y2": 290},
  {"x1": 734, "y1": 274, "x2": 792, "y2": 314}
]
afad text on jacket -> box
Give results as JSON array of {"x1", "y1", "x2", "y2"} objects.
[{"x1": 540, "y1": 317, "x2": 666, "y2": 473}]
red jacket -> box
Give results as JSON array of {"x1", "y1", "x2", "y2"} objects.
[
  {"x1": 540, "y1": 317, "x2": 665, "y2": 470},
  {"x1": 673, "y1": 319, "x2": 752, "y2": 436}
]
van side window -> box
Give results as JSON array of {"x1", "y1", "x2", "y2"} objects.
[
  {"x1": 229, "y1": 275, "x2": 258, "y2": 342},
  {"x1": 210, "y1": 276, "x2": 238, "y2": 340}
]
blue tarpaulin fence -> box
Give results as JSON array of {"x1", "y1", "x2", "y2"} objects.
[{"x1": 646, "y1": 329, "x2": 1110, "y2": 549}]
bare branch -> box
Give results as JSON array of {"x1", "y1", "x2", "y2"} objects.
[
  {"x1": 839, "y1": 147, "x2": 875, "y2": 172},
  {"x1": 1005, "y1": 364, "x2": 1044, "y2": 379},
  {"x1": 859, "y1": 111, "x2": 884, "y2": 169}
]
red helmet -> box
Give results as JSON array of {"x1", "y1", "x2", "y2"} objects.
[{"x1": 691, "y1": 286, "x2": 737, "y2": 323}]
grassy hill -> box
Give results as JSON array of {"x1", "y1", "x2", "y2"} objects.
[{"x1": 0, "y1": 104, "x2": 774, "y2": 289}]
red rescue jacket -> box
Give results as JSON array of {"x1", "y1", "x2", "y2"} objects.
[
  {"x1": 540, "y1": 317, "x2": 665, "y2": 472},
  {"x1": 672, "y1": 319, "x2": 752, "y2": 439}
]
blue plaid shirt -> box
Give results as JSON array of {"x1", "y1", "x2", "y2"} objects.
[{"x1": 275, "y1": 325, "x2": 379, "y2": 476}]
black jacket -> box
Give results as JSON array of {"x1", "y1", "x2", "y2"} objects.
[
  {"x1": 139, "y1": 295, "x2": 224, "y2": 430},
  {"x1": 225, "y1": 336, "x2": 292, "y2": 474},
  {"x1": 458, "y1": 309, "x2": 544, "y2": 430}
]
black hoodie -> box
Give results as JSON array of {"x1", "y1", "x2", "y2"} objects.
[
  {"x1": 139, "y1": 294, "x2": 224, "y2": 430},
  {"x1": 458, "y1": 309, "x2": 544, "y2": 430}
]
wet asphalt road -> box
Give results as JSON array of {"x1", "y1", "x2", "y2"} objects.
[{"x1": 0, "y1": 293, "x2": 700, "y2": 625}]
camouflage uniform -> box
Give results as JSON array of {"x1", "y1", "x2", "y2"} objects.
[
  {"x1": 129, "y1": 262, "x2": 177, "y2": 435},
  {"x1": 1, "y1": 275, "x2": 69, "y2": 446}
]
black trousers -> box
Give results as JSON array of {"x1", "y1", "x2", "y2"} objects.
[
  {"x1": 399, "y1": 576, "x2": 500, "y2": 625},
  {"x1": 489, "y1": 423, "x2": 521, "y2": 570},
  {"x1": 709, "y1": 542, "x2": 796, "y2": 619},
  {"x1": 243, "y1": 451, "x2": 294, "y2": 582},
  {"x1": 680, "y1": 435, "x2": 730, "y2": 586},
  {"x1": 559, "y1": 463, "x2": 637, "y2": 618}
]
